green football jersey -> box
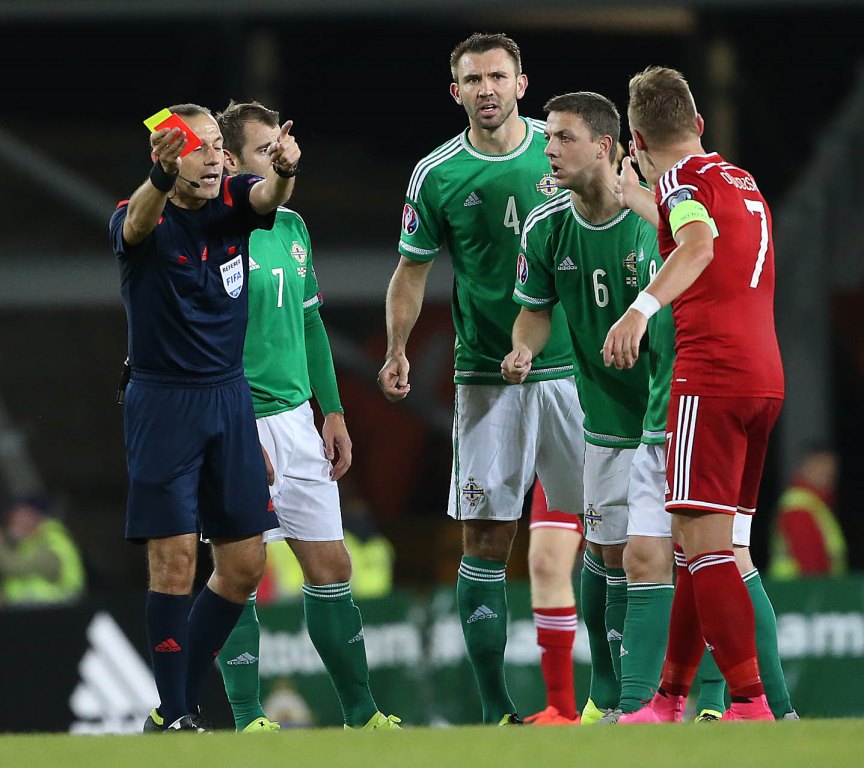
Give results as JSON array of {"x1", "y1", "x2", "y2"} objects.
[
  {"x1": 514, "y1": 192, "x2": 652, "y2": 448},
  {"x1": 636, "y1": 236, "x2": 675, "y2": 444},
  {"x1": 399, "y1": 117, "x2": 573, "y2": 384},
  {"x1": 244, "y1": 207, "x2": 322, "y2": 418}
]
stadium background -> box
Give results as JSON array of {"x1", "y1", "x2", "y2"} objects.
[{"x1": 0, "y1": 0, "x2": 863, "y2": 730}]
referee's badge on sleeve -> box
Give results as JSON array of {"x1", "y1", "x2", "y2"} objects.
[{"x1": 220, "y1": 255, "x2": 244, "y2": 298}]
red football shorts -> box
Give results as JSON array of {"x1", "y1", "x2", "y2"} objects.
[
  {"x1": 529, "y1": 479, "x2": 584, "y2": 534},
  {"x1": 666, "y1": 394, "x2": 782, "y2": 516}
]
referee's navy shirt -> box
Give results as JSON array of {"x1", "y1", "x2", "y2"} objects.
[{"x1": 110, "y1": 174, "x2": 276, "y2": 377}]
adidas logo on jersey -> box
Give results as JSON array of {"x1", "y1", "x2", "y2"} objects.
[
  {"x1": 463, "y1": 191, "x2": 483, "y2": 207},
  {"x1": 348, "y1": 630, "x2": 365, "y2": 644},
  {"x1": 249, "y1": 257, "x2": 261, "y2": 271},
  {"x1": 607, "y1": 629, "x2": 623, "y2": 642},
  {"x1": 557, "y1": 256, "x2": 578, "y2": 271},
  {"x1": 467, "y1": 605, "x2": 498, "y2": 623},
  {"x1": 226, "y1": 651, "x2": 259, "y2": 665}
]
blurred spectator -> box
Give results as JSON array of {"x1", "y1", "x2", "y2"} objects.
[
  {"x1": 341, "y1": 479, "x2": 394, "y2": 599},
  {"x1": 0, "y1": 495, "x2": 86, "y2": 606},
  {"x1": 262, "y1": 682, "x2": 315, "y2": 729},
  {"x1": 769, "y1": 448, "x2": 847, "y2": 579}
]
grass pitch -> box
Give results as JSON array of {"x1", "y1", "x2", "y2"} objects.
[{"x1": 1, "y1": 720, "x2": 861, "y2": 768}]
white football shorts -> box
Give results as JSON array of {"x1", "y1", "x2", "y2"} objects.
[
  {"x1": 447, "y1": 378, "x2": 585, "y2": 521},
  {"x1": 733, "y1": 510, "x2": 752, "y2": 547},
  {"x1": 583, "y1": 443, "x2": 636, "y2": 545},
  {"x1": 256, "y1": 402, "x2": 343, "y2": 543},
  {"x1": 627, "y1": 442, "x2": 672, "y2": 538}
]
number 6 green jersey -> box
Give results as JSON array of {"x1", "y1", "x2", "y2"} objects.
[
  {"x1": 514, "y1": 192, "x2": 654, "y2": 447},
  {"x1": 398, "y1": 117, "x2": 573, "y2": 384}
]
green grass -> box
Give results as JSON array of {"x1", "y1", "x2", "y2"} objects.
[{"x1": 1, "y1": 721, "x2": 861, "y2": 768}]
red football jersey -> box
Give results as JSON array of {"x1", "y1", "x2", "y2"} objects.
[{"x1": 655, "y1": 152, "x2": 784, "y2": 398}]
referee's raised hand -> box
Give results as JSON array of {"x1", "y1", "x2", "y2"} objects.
[{"x1": 149, "y1": 127, "x2": 187, "y2": 175}]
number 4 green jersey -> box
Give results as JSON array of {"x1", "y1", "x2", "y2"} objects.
[
  {"x1": 514, "y1": 192, "x2": 655, "y2": 448},
  {"x1": 244, "y1": 207, "x2": 322, "y2": 417},
  {"x1": 399, "y1": 117, "x2": 573, "y2": 384}
]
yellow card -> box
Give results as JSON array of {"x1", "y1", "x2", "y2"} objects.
[{"x1": 144, "y1": 108, "x2": 173, "y2": 132}]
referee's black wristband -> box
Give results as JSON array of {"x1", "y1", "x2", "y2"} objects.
[
  {"x1": 149, "y1": 161, "x2": 178, "y2": 193},
  {"x1": 272, "y1": 162, "x2": 299, "y2": 179}
]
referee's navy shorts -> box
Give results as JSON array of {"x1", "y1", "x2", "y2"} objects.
[{"x1": 123, "y1": 367, "x2": 273, "y2": 542}]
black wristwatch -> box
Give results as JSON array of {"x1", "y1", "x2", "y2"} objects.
[{"x1": 272, "y1": 162, "x2": 299, "y2": 179}]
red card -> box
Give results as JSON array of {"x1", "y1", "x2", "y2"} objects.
[{"x1": 144, "y1": 108, "x2": 203, "y2": 157}]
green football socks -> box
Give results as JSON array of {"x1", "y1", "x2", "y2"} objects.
[
  {"x1": 218, "y1": 596, "x2": 267, "y2": 731},
  {"x1": 694, "y1": 570, "x2": 795, "y2": 719},
  {"x1": 695, "y1": 644, "x2": 727, "y2": 716},
  {"x1": 457, "y1": 556, "x2": 516, "y2": 724},
  {"x1": 618, "y1": 583, "x2": 674, "y2": 712},
  {"x1": 303, "y1": 582, "x2": 378, "y2": 727},
  {"x1": 605, "y1": 567, "x2": 628, "y2": 684},
  {"x1": 580, "y1": 550, "x2": 619, "y2": 709},
  {"x1": 744, "y1": 569, "x2": 794, "y2": 718}
]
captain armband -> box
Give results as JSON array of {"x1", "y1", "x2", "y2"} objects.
[{"x1": 668, "y1": 199, "x2": 719, "y2": 238}]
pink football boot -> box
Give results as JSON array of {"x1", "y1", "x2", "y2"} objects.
[
  {"x1": 619, "y1": 692, "x2": 685, "y2": 724},
  {"x1": 722, "y1": 695, "x2": 774, "y2": 721}
]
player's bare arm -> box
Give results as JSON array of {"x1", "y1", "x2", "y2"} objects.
[
  {"x1": 378, "y1": 257, "x2": 435, "y2": 401},
  {"x1": 249, "y1": 119, "x2": 301, "y2": 214},
  {"x1": 614, "y1": 157, "x2": 659, "y2": 227},
  {"x1": 322, "y1": 412, "x2": 352, "y2": 481},
  {"x1": 501, "y1": 306, "x2": 552, "y2": 384},
  {"x1": 123, "y1": 128, "x2": 187, "y2": 245},
  {"x1": 602, "y1": 219, "x2": 714, "y2": 370}
]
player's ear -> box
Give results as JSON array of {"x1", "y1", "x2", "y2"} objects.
[
  {"x1": 516, "y1": 73, "x2": 528, "y2": 99},
  {"x1": 631, "y1": 128, "x2": 647, "y2": 152},
  {"x1": 695, "y1": 114, "x2": 705, "y2": 137},
  {"x1": 598, "y1": 135, "x2": 613, "y2": 160},
  {"x1": 223, "y1": 149, "x2": 238, "y2": 173},
  {"x1": 450, "y1": 82, "x2": 462, "y2": 105}
]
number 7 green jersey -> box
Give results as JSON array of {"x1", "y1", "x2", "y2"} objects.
[
  {"x1": 243, "y1": 207, "x2": 322, "y2": 417},
  {"x1": 398, "y1": 117, "x2": 574, "y2": 384}
]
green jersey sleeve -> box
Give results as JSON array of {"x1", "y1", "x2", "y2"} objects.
[
  {"x1": 398, "y1": 141, "x2": 456, "y2": 262},
  {"x1": 302, "y1": 243, "x2": 322, "y2": 314},
  {"x1": 512, "y1": 201, "x2": 559, "y2": 309},
  {"x1": 636, "y1": 219, "x2": 674, "y2": 443}
]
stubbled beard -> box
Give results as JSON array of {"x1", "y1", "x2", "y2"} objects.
[{"x1": 472, "y1": 99, "x2": 515, "y2": 130}]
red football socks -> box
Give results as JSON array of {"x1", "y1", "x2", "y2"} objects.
[
  {"x1": 658, "y1": 547, "x2": 703, "y2": 697},
  {"x1": 690, "y1": 550, "x2": 764, "y2": 698},
  {"x1": 535, "y1": 606, "x2": 578, "y2": 719}
]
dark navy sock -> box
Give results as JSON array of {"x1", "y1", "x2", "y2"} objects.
[
  {"x1": 185, "y1": 586, "x2": 245, "y2": 713},
  {"x1": 145, "y1": 590, "x2": 192, "y2": 726}
]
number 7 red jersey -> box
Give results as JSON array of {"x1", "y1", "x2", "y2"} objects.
[{"x1": 655, "y1": 152, "x2": 784, "y2": 399}]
